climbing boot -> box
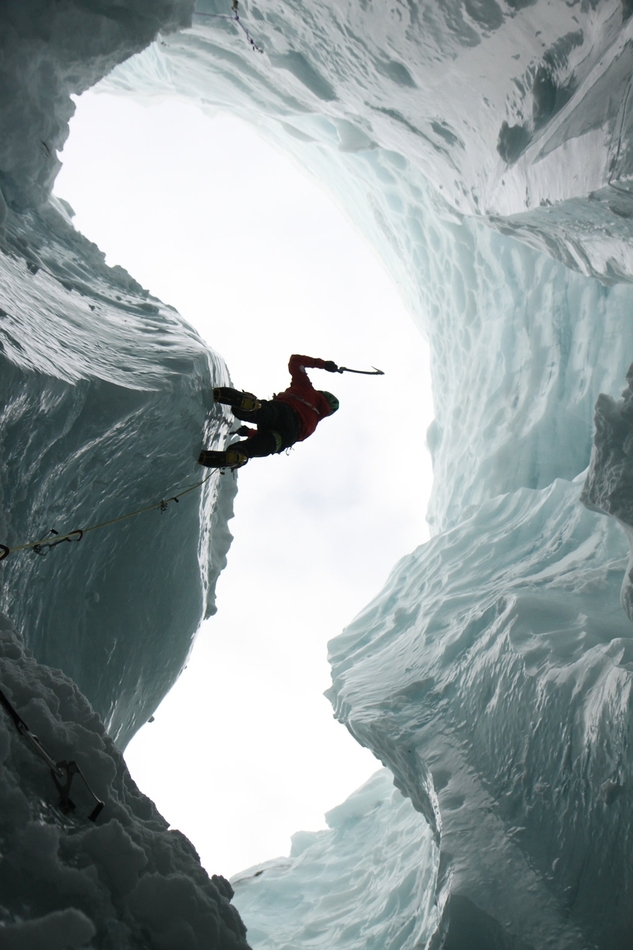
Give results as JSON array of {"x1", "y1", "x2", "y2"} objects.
[
  {"x1": 198, "y1": 449, "x2": 249, "y2": 469},
  {"x1": 213, "y1": 387, "x2": 261, "y2": 412}
]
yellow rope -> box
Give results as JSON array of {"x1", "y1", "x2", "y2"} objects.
[{"x1": 1, "y1": 470, "x2": 216, "y2": 560}]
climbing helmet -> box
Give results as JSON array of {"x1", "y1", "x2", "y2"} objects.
[{"x1": 320, "y1": 391, "x2": 340, "y2": 414}]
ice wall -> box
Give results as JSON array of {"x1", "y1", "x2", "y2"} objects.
[
  {"x1": 102, "y1": 0, "x2": 633, "y2": 283},
  {"x1": 0, "y1": 0, "x2": 241, "y2": 752},
  {"x1": 101, "y1": 4, "x2": 633, "y2": 537},
  {"x1": 0, "y1": 611, "x2": 249, "y2": 950},
  {"x1": 4, "y1": 0, "x2": 633, "y2": 948},
  {"x1": 0, "y1": 197, "x2": 236, "y2": 748},
  {"x1": 328, "y1": 477, "x2": 633, "y2": 949},
  {"x1": 0, "y1": 5, "x2": 251, "y2": 945},
  {"x1": 582, "y1": 361, "x2": 633, "y2": 621},
  {"x1": 88, "y1": 4, "x2": 633, "y2": 948},
  {"x1": 10, "y1": 1, "x2": 633, "y2": 283},
  {"x1": 0, "y1": 0, "x2": 193, "y2": 211},
  {"x1": 233, "y1": 770, "x2": 442, "y2": 950}
]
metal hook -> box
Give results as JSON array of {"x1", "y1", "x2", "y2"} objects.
[{"x1": 32, "y1": 529, "x2": 84, "y2": 556}]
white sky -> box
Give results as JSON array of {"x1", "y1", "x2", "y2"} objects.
[{"x1": 55, "y1": 92, "x2": 434, "y2": 878}]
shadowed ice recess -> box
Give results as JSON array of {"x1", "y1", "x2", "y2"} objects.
[{"x1": 4, "y1": 0, "x2": 633, "y2": 948}]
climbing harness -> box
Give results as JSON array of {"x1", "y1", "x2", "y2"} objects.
[
  {"x1": 193, "y1": 1, "x2": 264, "y2": 53},
  {"x1": 0, "y1": 470, "x2": 215, "y2": 563},
  {"x1": 0, "y1": 687, "x2": 104, "y2": 822}
]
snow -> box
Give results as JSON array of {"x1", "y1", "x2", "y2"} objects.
[
  {"x1": 0, "y1": 611, "x2": 248, "y2": 949},
  {"x1": 3, "y1": 0, "x2": 633, "y2": 948}
]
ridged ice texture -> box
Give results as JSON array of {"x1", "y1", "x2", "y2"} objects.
[
  {"x1": 101, "y1": 14, "x2": 633, "y2": 534},
  {"x1": 232, "y1": 770, "x2": 441, "y2": 950},
  {"x1": 0, "y1": 0, "x2": 193, "y2": 211},
  {"x1": 74, "y1": 3, "x2": 633, "y2": 948},
  {"x1": 5, "y1": 2, "x2": 633, "y2": 949},
  {"x1": 582, "y1": 359, "x2": 633, "y2": 621},
  {"x1": 0, "y1": 200, "x2": 236, "y2": 747},
  {"x1": 101, "y1": 0, "x2": 633, "y2": 282},
  {"x1": 328, "y1": 478, "x2": 633, "y2": 950},
  {"x1": 0, "y1": 612, "x2": 249, "y2": 950}
]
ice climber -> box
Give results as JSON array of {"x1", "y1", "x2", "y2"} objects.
[{"x1": 198, "y1": 354, "x2": 341, "y2": 469}]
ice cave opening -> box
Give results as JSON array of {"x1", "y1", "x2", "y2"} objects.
[{"x1": 54, "y1": 89, "x2": 435, "y2": 877}]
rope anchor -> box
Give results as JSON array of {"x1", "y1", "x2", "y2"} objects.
[
  {"x1": 0, "y1": 687, "x2": 104, "y2": 822},
  {"x1": 32, "y1": 528, "x2": 84, "y2": 557},
  {"x1": 0, "y1": 471, "x2": 212, "y2": 563}
]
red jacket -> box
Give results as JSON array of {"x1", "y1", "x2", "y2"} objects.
[{"x1": 274, "y1": 355, "x2": 334, "y2": 441}]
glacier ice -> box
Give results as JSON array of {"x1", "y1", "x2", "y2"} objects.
[
  {"x1": 0, "y1": 610, "x2": 248, "y2": 949},
  {"x1": 2, "y1": 5, "x2": 257, "y2": 948},
  {"x1": 99, "y1": 3, "x2": 633, "y2": 538},
  {"x1": 232, "y1": 770, "x2": 441, "y2": 950},
  {"x1": 0, "y1": 196, "x2": 236, "y2": 748},
  {"x1": 328, "y1": 476, "x2": 633, "y2": 949},
  {"x1": 581, "y1": 363, "x2": 633, "y2": 622},
  {"x1": 0, "y1": 0, "x2": 193, "y2": 211},
  {"x1": 102, "y1": 0, "x2": 633, "y2": 282},
  {"x1": 4, "y1": 0, "x2": 633, "y2": 948}
]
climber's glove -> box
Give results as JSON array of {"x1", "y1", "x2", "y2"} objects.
[{"x1": 324, "y1": 361, "x2": 339, "y2": 373}]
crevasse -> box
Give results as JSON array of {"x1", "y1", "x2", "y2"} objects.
[{"x1": 3, "y1": 1, "x2": 633, "y2": 948}]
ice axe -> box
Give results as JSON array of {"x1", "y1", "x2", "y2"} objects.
[
  {"x1": 0, "y1": 687, "x2": 105, "y2": 822},
  {"x1": 337, "y1": 365, "x2": 384, "y2": 375}
]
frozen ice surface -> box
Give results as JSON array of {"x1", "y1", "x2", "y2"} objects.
[
  {"x1": 103, "y1": 0, "x2": 633, "y2": 281},
  {"x1": 0, "y1": 0, "x2": 193, "y2": 210},
  {"x1": 582, "y1": 359, "x2": 633, "y2": 621},
  {"x1": 0, "y1": 198, "x2": 236, "y2": 747},
  {"x1": 4, "y1": 0, "x2": 633, "y2": 948},
  {"x1": 328, "y1": 476, "x2": 633, "y2": 949},
  {"x1": 0, "y1": 6, "x2": 249, "y2": 941},
  {"x1": 232, "y1": 769, "x2": 441, "y2": 950},
  {"x1": 0, "y1": 612, "x2": 249, "y2": 950},
  {"x1": 100, "y1": 4, "x2": 633, "y2": 537}
]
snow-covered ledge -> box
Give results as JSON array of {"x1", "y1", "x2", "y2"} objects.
[{"x1": 0, "y1": 612, "x2": 249, "y2": 949}]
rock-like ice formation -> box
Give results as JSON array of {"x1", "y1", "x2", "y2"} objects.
[
  {"x1": 233, "y1": 770, "x2": 441, "y2": 950},
  {"x1": 582, "y1": 361, "x2": 633, "y2": 623},
  {"x1": 0, "y1": 3, "x2": 255, "y2": 947},
  {"x1": 0, "y1": 611, "x2": 248, "y2": 949},
  {"x1": 0, "y1": 0, "x2": 193, "y2": 211},
  {"x1": 103, "y1": 0, "x2": 633, "y2": 282},
  {"x1": 328, "y1": 477, "x2": 633, "y2": 949}
]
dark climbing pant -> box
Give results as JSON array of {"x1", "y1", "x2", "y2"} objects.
[{"x1": 231, "y1": 399, "x2": 301, "y2": 458}]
